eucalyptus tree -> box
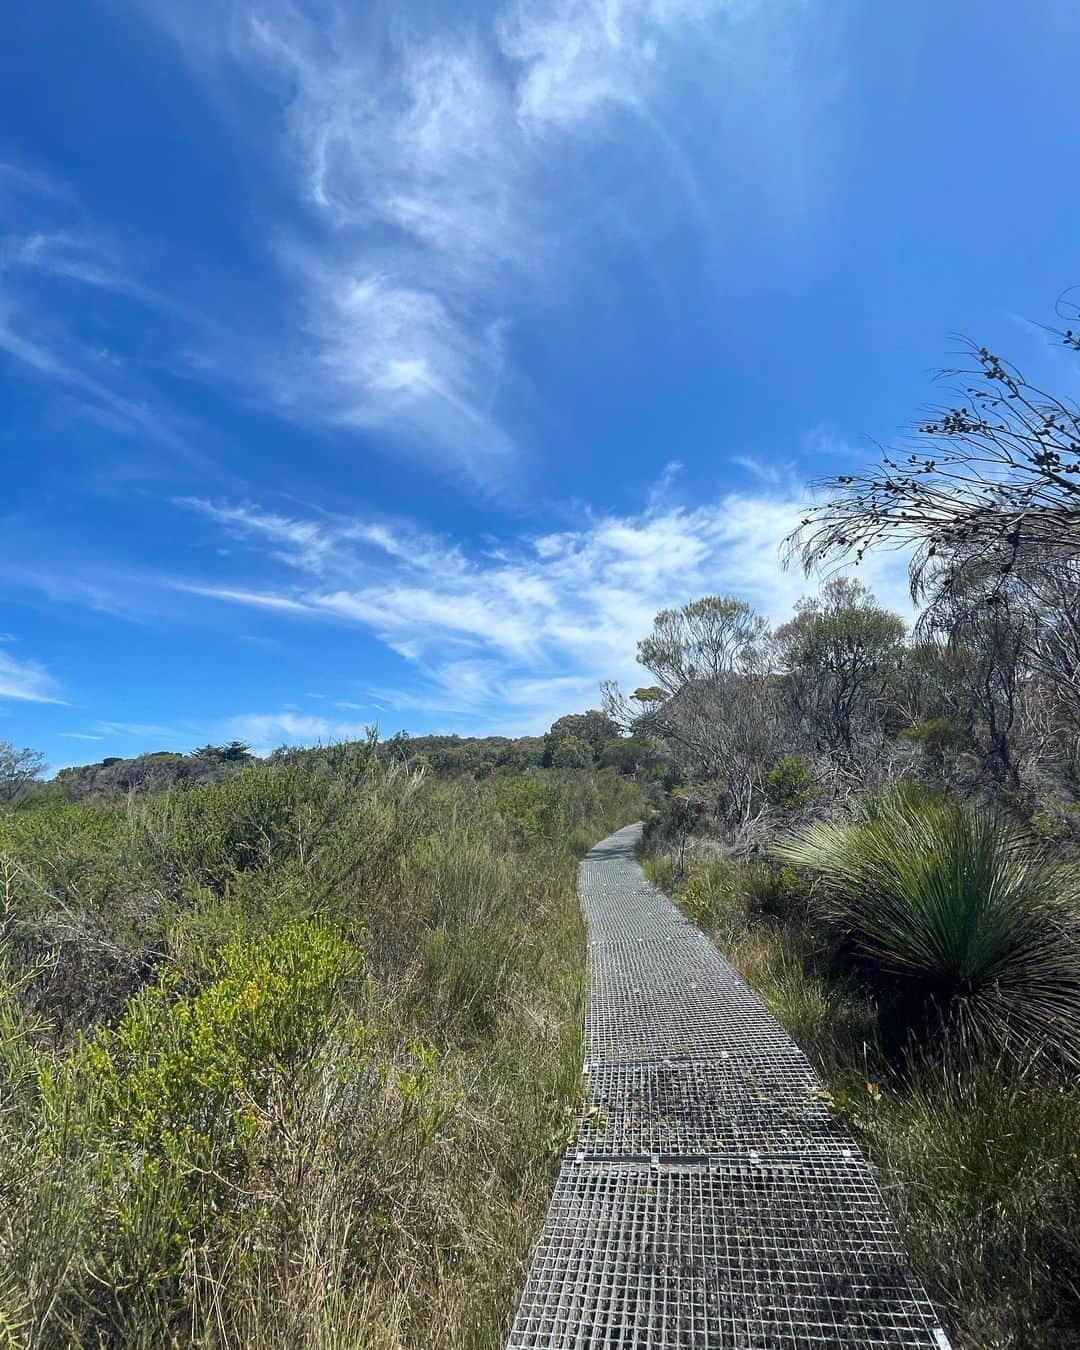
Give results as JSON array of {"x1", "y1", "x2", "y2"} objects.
[
  {"x1": 618, "y1": 596, "x2": 781, "y2": 823},
  {"x1": 544, "y1": 710, "x2": 620, "y2": 763},
  {"x1": 786, "y1": 319, "x2": 1080, "y2": 786},
  {"x1": 775, "y1": 578, "x2": 905, "y2": 764}
]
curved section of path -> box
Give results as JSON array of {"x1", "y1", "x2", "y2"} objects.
[{"x1": 507, "y1": 822, "x2": 952, "y2": 1349}]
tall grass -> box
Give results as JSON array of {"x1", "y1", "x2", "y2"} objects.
[{"x1": 0, "y1": 749, "x2": 641, "y2": 1346}]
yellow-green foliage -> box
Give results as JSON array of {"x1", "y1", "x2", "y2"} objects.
[
  {"x1": 32, "y1": 923, "x2": 382, "y2": 1330},
  {"x1": 56, "y1": 920, "x2": 362, "y2": 1165},
  {"x1": 763, "y1": 754, "x2": 816, "y2": 810},
  {"x1": 0, "y1": 751, "x2": 642, "y2": 1347},
  {"x1": 493, "y1": 774, "x2": 569, "y2": 846}
]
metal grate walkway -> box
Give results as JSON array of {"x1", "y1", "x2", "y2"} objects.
[{"x1": 506, "y1": 822, "x2": 952, "y2": 1349}]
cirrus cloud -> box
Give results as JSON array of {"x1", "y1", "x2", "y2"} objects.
[
  {"x1": 0, "y1": 649, "x2": 64, "y2": 705},
  {"x1": 172, "y1": 485, "x2": 914, "y2": 735}
]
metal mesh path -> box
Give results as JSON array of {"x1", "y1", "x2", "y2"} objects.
[{"x1": 506, "y1": 822, "x2": 952, "y2": 1349}]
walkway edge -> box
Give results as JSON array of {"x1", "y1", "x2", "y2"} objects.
[{"x1": 506, "y1": 822, "x2": 953, "y2": 1349}]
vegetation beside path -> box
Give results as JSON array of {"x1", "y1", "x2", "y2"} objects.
[
  {"x1": 5, "y1": 311, "x2": 1080, "y2": 1348},
  {"x1": 620, "y1": 321, "x2": 1080, "y2": 1349},
  {"x1": 641, "y1": 791, "x2": 1080, "y2": 1350},
  {"x1": 0, "y1": 744, "x2": 641, "y2": 1346}
]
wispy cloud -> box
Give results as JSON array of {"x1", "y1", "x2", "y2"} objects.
[
  {"x1": 225, "y1": 709, "x2": 373, "y2": 757},
  {"x1": 0, "y1": 650, "x2": 65, "y2": 704},
  {"x1": 95, "y1": 719, "x2": 186, "y2": 741},
  {"x1": 731, "y1": 453, "x2": 787, "y2": 486},
  {"x1": 0, "y1": 216, "x2": 213, "y2": 469},
  {"x1": 498, "y1": 0, "x2": 720, "y2": 132},
  {"x1": 0, "y1": 161, "x2": 69, "y2": 203},
  {"x1": 125, "y1": 0, "x2": 739, "y2": 484},
  {"x1": 170, "y1": 482, "x2": 914, "y2": 734}
]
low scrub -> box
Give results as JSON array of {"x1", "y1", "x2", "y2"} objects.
[
  {"x1": 0, "y1": 750, "x2": 642, "y2": 1346},
  {"x1": 643, "y1": 787, "x2": 1080, "y2": 1347},
  {"x1": 859, "y1": 1056, "x2": 1080, "y2": 1348}
]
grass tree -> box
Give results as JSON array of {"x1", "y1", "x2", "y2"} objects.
[{"x1": 776, "y1": 786, "x2": 1080, "y2": 1065}]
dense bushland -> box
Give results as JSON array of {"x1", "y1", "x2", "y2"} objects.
[
  {"x1": 0, "y1": 746, "x2": 641, "y2": 1346},
  {"x1": 6, "y1": 314, "x2": 1078, "y2": 1347}
]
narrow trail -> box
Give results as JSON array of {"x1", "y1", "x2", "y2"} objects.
[{"x1": 506, "y1": 823, "x2": 952, "y2": 1349}]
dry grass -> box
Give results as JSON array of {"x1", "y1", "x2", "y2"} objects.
[{"x1": 0, "y1": 749, "x2": 641, "y2": 1347}]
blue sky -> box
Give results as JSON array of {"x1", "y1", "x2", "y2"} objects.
[{"x1": 3, "y1": 0, "x2": 1078, "y2": 764}]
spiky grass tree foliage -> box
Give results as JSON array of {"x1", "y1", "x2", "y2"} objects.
[{"x1": 776, "y1": 789, "x2": 1080, "y2": 1064}]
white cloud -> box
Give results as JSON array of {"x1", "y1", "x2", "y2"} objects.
[
  {"x1": 0, "y1": 650, "x2": 64, "y2": 704},
  {"x1": 280, "y1": 260, "x2": 514, "y2": 475},
  {"x1": 225, "y1": 709, "x2": 373, "y2": 757},
  {"x1": 731, "y1": 453, "x2": 788, "y2": 486},
  {"x1": 171, "y1": 484, "x2": 914, "y2": 735},
  {"x1": 126, "y1": 0, "x2": 743, "y2": 483},
  {"x1": 498, "y1": 0, "x2": 721, "y2": 131}
]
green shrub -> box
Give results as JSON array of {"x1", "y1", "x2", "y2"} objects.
[
  {"x1": 898, "y1": 717, "x2": 967, "y2": 765},
  {"x1": 1029, "y1": 793, "x2": 1080, "y2": 845},
  {"x1": 492, "y1": 775, "x2": 568, "y2": 846},
  {"x1": 851, "y1": 776, "x2": 946, "y2": 822},
  {"x1": 153, "y1": 763, "x2": 321, "y2": 886},
  {"x1": 764, "y1": 754, "x2": 816, "y2": 810},
  {"x1": 600, "y1": 736, "x2": 663, "y2": 777},
  {"x1": 20, "y1": 920, "x2": 373, "y2": 1336},
  {"x1": 0, "y1": 751, "x2": 642, "y2": 1344},
  {"x1": 776, "y1": 788, "x2": 1080, "y2": 1063},
  {"x1": 549, "y1": 736, "x2": 592, "y2": 770},
  {"x1": 680, "y1": 861, "x2": 740, "y2": 928}
]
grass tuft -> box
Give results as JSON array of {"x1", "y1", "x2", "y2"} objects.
[{"x1": 775, "y1": 788, "x2": 1080, "y2": 1064}]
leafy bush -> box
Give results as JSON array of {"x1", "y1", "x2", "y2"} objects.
[
  {"x1": 898, "y1": 717, "x2": 965, "y2": 756},
  {"x1": 549, "y1": 735, "x2": 592, "y2": 770},
  {"x1": 764, "y1": 754, "x2": 816, "y2": 810},
  {"x1": 36, "y1": 922, "x2": 366, "y2": 1312},
  {"x1": 599, "y1": 735, "x2": 661, "y2": 777},
  {"x1": 492, "y1": 775, "x2": 568, "y2": 846},
  {"x1": 776, "y1": 789, "x2": 1080, "y2": 1062},
  {"x1": 640, "y1": 792, "x2": 705, "y2": 856}
]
